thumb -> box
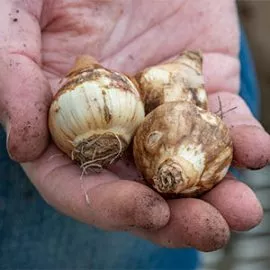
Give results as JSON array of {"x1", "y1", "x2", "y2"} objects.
[
  {"x1": 0, "y1": 55, "x2": 52, "y2": 162},
  {"x1": 0, "y1": 1, "x2": 52, "y2": 162}
]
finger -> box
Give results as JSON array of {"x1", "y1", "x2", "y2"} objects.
[
  {"x1": 134, "y1": 198, "x2": 230, "y2": 252},
  {"x1": 202, "y1": 174, "x2": 263, "y2": 231},
  {"x1": 22, "y1": 144, "x2": 170, "y2": 231},
  {"x1": 208, "y1": 91, "x2": 270, "y2": 169},
  {"x1": 0, "y1": 1, "x2": 52, "y2": 162}
]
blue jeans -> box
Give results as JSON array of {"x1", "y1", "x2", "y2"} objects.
[{"x1": 0, "y1": 29, "x2": 260, "y2": 270}]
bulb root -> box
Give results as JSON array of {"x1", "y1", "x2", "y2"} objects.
[{"x1": 72, "y1": 132, "x2": 127, "y2": 174}]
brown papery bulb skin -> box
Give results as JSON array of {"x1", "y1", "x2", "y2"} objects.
[
  {"x1": 49, "y1": 55, "x2": 145, "y2": 172},
  {"x1": 135, "y1": 51, "x2": 208, "y2": 114},
  {"x1": 133, "y1": 101, "x2": 233, "y2": 198}
]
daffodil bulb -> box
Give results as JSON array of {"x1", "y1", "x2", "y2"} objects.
[
  {"x1": 133, "y1": 101, "x2": 233, "y2": 197},
  {"x1": 49, "y1": 55, "x2": 145, "y2": 172},
  {"x1": 135, "y1": 51, "x2": 208, "y2": 114}
]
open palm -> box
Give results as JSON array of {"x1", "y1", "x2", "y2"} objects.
[{"x1": 1, "y1": 0, "x2": 270, "y2": 251}]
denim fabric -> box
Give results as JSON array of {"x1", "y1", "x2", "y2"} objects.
[{"x1": 0, "y1": 29, "x2": 260, "y2": 270}]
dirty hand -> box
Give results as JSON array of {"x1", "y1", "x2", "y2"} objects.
[{"x1": 1, "y1": 0, "x2": 270, "y2": 252}]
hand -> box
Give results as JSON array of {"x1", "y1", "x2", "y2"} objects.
[{"x1": 1, "y1": 0, "x2": 269, "y2": 252}]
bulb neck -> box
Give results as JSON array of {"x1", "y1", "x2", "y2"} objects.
[{"x1": 66, "y1": 55, "x2": 102, "y2": 78}]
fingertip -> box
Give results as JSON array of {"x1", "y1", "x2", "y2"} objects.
[
  {"x1": 6, "y1": 106, "x2": 50, "y2": 162},
  {"x1": 202, "y1": 177, "x2": 264, "y2": 231},
  {"x1": 7, "y1": 130, "x2": 49, "y2": 162},
  {"x1": 88, "y1": 180, "x2": 170, "y2": 231},
  {"x1": 170, "y1": 199, "x2": 230, "y2": 252},
  {"x1": 0, "y1": 55, "x2": 52, "y2": 162},
  {"x1": 135, "y1": 199, "x2": 230, "y2": 252},
  {"x1": 231, "y1": 125, "x2": 270, "y2": 169}
]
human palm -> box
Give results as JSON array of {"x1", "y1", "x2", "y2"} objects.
[{"x1": 1, "y1": 0, "x2": 270, "y2": 252}]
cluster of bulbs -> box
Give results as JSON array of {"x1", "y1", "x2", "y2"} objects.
[{"x1": 48, "y1": 51, "x2": 233, "y2": 198}]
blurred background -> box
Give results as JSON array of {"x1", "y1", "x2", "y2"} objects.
[
  {"x1": 201, "y1": 1, "x2": 270, "y2": 270},
  {"x1": 238, "y1": 0, "x2": 270, "y2": 132}
]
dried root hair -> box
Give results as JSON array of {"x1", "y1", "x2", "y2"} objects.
[{"x1": 71, "y1": 131, "x2": 126, "y2": 174}]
